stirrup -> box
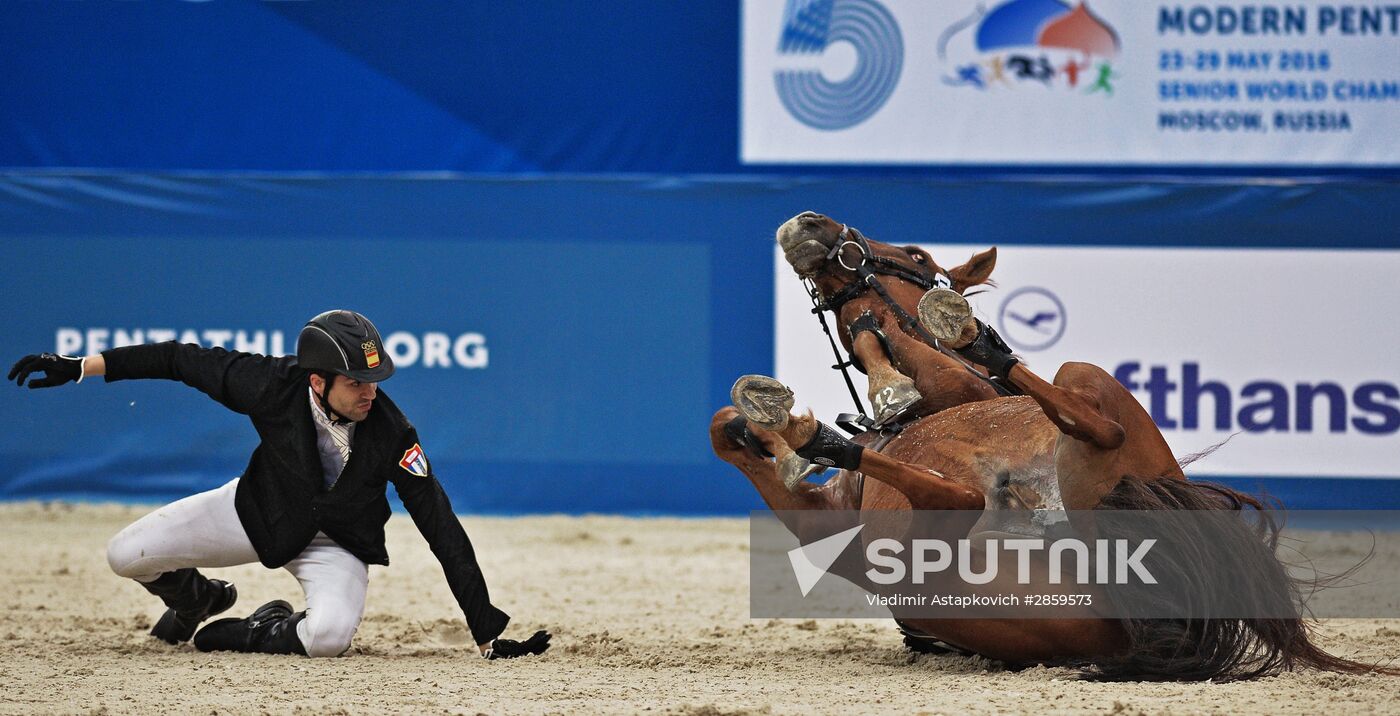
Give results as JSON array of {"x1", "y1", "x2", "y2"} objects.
[{"x1": 835, "y1": 412, "x2": 876, "y2": 435}]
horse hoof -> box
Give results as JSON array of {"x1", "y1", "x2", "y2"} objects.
[
  {"x1": 731, "y1": 375, "x2": 795, "y2": 431},
  {"x1": 779, "y1": 453, "x2": 825, "y2": 491},
  {"x1": 917, "y1": 288, "x2": 974, "y2": 345},
  {"x1": 871, "y1": 377, "x2": 921, "y2": 427}
]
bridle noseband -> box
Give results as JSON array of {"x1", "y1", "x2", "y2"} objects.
[{"x1": 801, "y1": 225, "x2": 1016, "y2": 435}]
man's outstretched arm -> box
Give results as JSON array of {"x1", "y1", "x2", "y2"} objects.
[
  {"x1": 388, "y1": 434, "x2": 550, "y2": 659},
  {"x1": 11, "y1": 342, "x2": 280, "y2": 416}
]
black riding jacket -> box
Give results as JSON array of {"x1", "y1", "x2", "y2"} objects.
[{"x1": 101, "y1": 341, "x2": 509, "y2": 644}]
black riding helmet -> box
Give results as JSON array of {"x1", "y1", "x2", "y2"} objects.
[
  {"x1": 297, "y1": 310, "x2": 396, "y2": 383},
  {"x1": 297, "y1": 310, "x2": 394, "y2": 423}
]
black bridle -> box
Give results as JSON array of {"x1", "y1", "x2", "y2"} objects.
[
  {"x1": 802, "y1": 225, "x2": 1016, "y2": 434},
  {"x1": 809, "y1": 225, "x2": 944, "y2": 314}
]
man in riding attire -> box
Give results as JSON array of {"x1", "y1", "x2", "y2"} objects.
[{"x1": 8, "y1": 310, "x2": 550, "y2": 659}]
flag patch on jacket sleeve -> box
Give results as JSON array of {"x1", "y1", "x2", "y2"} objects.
[{"x1": 399, "y1": 443, "x2": 429, "y2": 477}]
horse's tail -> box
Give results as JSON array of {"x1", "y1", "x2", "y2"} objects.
[{"x1": 1081, "y1": 476, "x2": 1398, "y2": 682}]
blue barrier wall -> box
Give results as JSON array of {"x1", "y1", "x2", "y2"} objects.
[
  {"x1": 2, "y1": 174, "x2": 1397, "y2": 512},
  {"x1": 2, "y1": 3, "x2": 1396, "y2": 511}
]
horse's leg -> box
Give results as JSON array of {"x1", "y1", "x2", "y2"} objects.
[
  {"x1": 710, "y1": 408, "x2": 834, "y2": 513},
  {"x1": 1034, "y1": 362, "x2": 1186, "y2": 510},
  {"x1": 728, "y1": 375, "x2": 828, "y2": 490},
  {"x1": 917, "y1": 288, "x2": 1184, "y2": 507},
  {"x1": 918, "y1": 288, "x2": 1126, "y2": 448},
  {"x1": 840, "y1": 297, "x2": 1000, "y2": 419},
  {"x1": 711, "y1": 407, "x2": 867, "y2": 574},
  {"x1": 731, "y1": 377, "x2": 984, "y2": 510},
  {"x1": 884, "y1": 327, "x2": 1002, "y2": 412},
  {"x1": 850, "y1": 323, "x2": 922, "y2": 426}
]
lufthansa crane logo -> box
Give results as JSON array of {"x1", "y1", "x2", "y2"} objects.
[
  {"x1": 997, "y1": 286, "x2": 1066, "y2": 352},
  {"x1": 775, "y1": 0, "x2": 904, "y2": 130}
]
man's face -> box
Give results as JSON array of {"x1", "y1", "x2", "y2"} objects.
[{"x1": 313, "y1": 375, "x2": 378, "y2": 422}]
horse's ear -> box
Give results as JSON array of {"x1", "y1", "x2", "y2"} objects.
[{"x1": 947, "y1": 247, "x2": 997, "y2": 292}]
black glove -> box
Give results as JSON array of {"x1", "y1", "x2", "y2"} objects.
[
  {"x1": 485, "y1": 630, "x2": 551, "y2": 660},
  {"x1": 8, "y1": 353, "x2": 85, "y2": 389}
]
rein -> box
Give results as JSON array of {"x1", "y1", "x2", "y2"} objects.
[{"x1": 803, "y1": 226, "x2": 1017, "y2": 434}]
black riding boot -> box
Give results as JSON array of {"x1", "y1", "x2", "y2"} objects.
[
  {"x1": 193, "y1": 600, "x2": 308, "y2": 655},
  {"x1": 140, "y1": 568, "x2": 238, "y2": 644}
]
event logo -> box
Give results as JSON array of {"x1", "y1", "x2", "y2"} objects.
[
  {"x1": 775, "y1": 0, "x2": 904, "y2": 130},
  {"x1": 939, "y1": 0, "x2": 1120, "y2": 94},
  {"x1": 996, "y1": 286, "x2": 1066, "y2": 352},
  {"x1": 53, "y1": 327, "x2": 489, "y2": 369}
]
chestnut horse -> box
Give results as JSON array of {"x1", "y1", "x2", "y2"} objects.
[{"x1": 710, "y1": 211, "x2": 1389, "y2": 681}]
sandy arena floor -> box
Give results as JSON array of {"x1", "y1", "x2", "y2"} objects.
[{"x1": 0, "y1": 502, "x2": 1397, "y2": 715}]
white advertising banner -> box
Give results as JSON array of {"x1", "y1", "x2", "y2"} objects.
[
  {"x1": 742, "y1": 0, "x2": 1400, "y2": 165},
  {"x1": 775, "y1": 245, "x2": 1400, "y2": 478}
]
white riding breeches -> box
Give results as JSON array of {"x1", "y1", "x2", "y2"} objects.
[{"x1": 105, "y1": 478, "x2": 369, "y2": 657}]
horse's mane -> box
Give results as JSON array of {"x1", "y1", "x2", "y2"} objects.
[{"x1": 1080, "y1": 475, "x2": 1398, "y2": 682}]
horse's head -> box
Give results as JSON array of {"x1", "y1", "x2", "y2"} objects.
[{"x1": 776, "y1": 211, "x2": 998, "y2": 305}]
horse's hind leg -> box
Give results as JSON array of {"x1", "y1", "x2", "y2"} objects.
[
  {"x1": 917, "y1": 289, "x2": 1184, "y2": 507},
  {"x1": 1017, "y1": 361, "x2": 1184, "y2": 510},
  {"x1": 1009, "y1": 365, "x2": 1127, "y2": 450},
  {"x1": 731, "y1": 376, "x2": 984, "y2": 510},
  {"x1": 918, "y1": 289, "x2": 1125, "y2": 449}
]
